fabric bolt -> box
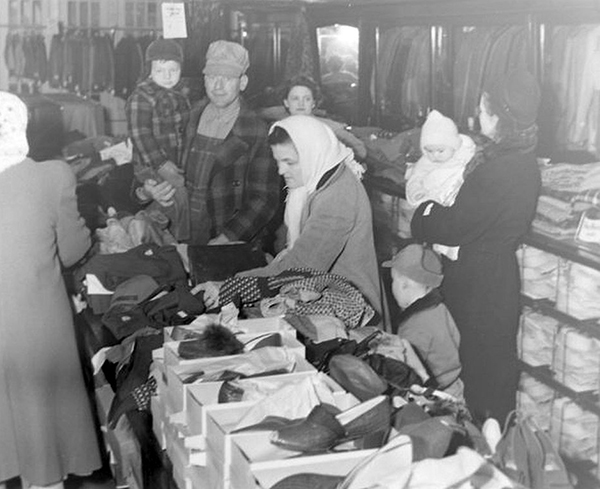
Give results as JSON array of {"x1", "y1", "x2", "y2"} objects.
[
  {"x1": 517, "y1": 374, "x2": 553, "y2": 431},
  {"x1": 182, "y1": 98, "x2": 280, "y2": 245},
  {"x1": 517, "y1": 308, "x2": 558, "y2": 368},
  {"x1": 0, "y1": 92, "x2": 101, "y2": 485},
  {"x1": 411, "y1": 135, "x2": 541, "y2": 424},
  {"x1": 517, "y1": 246, "x2": 559, "y2": 301},
  {"x1": 553, "y1": 326, "x2": 600, "y2": 392},
  {"x1": 550, "y1": 397, "x2": 600, "y2": 466}
]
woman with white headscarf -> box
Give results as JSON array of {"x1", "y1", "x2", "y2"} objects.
[
  {"x1": 0, "y1": 92, "x2": 101, "y2": 489},
  {"x1": 240, "y1": 115, "x2": 381, "y2": 314}
]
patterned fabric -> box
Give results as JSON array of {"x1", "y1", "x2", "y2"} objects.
[
  {"x1": 183, "y1": 99, "x2": 280, "y2": 244},
  {"x1": 126, "y1": 78, "x2": 190, "y2": 182},
  {"x1": 0, "y1": 92, "x2": 29, "y2": 171},
  {"x1": 219, "y1": 268, "x2": 374, "y2": 329},
  {"x1": 131, "y1": 376, "x2": 157, "y2": 411}
]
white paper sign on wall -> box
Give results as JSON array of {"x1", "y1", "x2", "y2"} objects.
[{"x1": 162, "y1": 3, "x2": 187, "y2": 39}]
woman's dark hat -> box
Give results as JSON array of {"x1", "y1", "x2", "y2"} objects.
[{"x1": 485, "y1": 70, "x2": 541, "y2": 129}]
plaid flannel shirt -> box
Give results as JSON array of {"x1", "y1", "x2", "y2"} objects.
[
  {"x1": 183, "y1": 98, "x2": 281, "y2": 243},
  {"x1": 126, "y1": 78, "x2": 190, "y2": 182}
]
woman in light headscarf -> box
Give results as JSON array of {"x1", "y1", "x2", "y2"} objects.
[
  {"x1": 240, "y1": 115, "x2": 381, "y2": 315},
  {"x1": 0, "y1": 92, "x2": 101, "y2": 489}
]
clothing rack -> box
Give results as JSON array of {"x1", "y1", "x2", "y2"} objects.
[{"x1": 0, "y1": 24, "x2": 45, "y2": 29}]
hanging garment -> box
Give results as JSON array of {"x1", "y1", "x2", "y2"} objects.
[{"x1": 283, "y1": 11, "x2": 320, "y2": 83}]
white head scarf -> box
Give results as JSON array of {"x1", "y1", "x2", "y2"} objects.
[
  {"x1": 270, "y1": 115, "x2": 364, "y2": 247},
  {"x1": 0, "y1": 91, "x2": 29, "y2": 173}
]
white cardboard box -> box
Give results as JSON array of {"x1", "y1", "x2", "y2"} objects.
[
  {"x1": 229, "y1": 431, "x2": 376, "y2": 489},
  {"x1": 165, "y1": 350, "x2": 315, "y2": 413},
  {"x1": 185, "y1": 371, "x2": 336, "y2": 437},
  {"x1": 207, "y1": 390, "x2": 359, "y2": 489},
  {"x1": 163, "y1": 316, "x2": 293, "y2": 342},
  {"x1": 163, "y1": 330, "x2": 305, "y2": 367}
]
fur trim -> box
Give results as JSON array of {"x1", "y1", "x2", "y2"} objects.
[{"x1": 178, "y1": 324, "x2": 244, "y2": 360}]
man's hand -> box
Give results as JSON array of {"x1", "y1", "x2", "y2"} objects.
[
  {"x1": 207, "y1": 233, "x2": 232, "y2": 245},
  {"x1": 195, "y1": 281, "x2": 223, "y2": 309},
  {"x1": 143, "y1": 179, "x2": 176, "y2": 207},
  {"x1": 157, "y1": 161, "x2": 185, "y2": 188}
]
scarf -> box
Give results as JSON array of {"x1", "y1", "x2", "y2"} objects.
[
  {"x1": 270, "y1": 115, "x2": 363, "y2": 247},
  {"x1": 0, "y1": 91, "x2": 29, "y2": 173},
  {"x1": 462, "y1": 124, "x2": 538, "y2": 179},
  {"x1": 396, "y1": 288, "x2": 444, "y2": 326},
  {"x1": 197, "y1": 99, "x2": 240, "y2": 139}
]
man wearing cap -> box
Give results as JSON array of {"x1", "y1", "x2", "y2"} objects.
[
  {"x1": 151, "y1": 40, "x2": 280, "y2": 246},
  {"x1": 411, "y1": 70, "x2": 542, "y2": 424},
  {"x1": 127, "y1": 38, "x2": 191, "y2": 240}
]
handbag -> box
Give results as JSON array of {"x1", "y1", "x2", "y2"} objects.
[
  {"x1": 492, "y1": 411, "x2": 573, "y2": 489},
  {"x1": 187, "y1": 242, "x2": 267, "y2": 284}
]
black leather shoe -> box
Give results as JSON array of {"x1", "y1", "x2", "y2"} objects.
[
  {"x1": 337, "y1": 395, "x2": 391, "y2": 441},
  {"x1": 270, "y1": 404, "x2": 344, "y2": 453}
]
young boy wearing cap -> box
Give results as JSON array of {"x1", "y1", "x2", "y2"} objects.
[
  {"x1": 384, "y1": 243, "x2": 464, "y2": 400},
  {"x1": 127, "y1": 38, "x2": 191, "y2": 240},
  {"x1": 405, "y1": 110, "x2": 476, "y2": 261}
]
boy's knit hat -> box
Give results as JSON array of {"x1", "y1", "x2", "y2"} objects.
[
  {"x1": 420, "y1": 110, "x2": 461, "y2": 151},
  {"x1": 383, "y1": 244, "x2": 443, "y2": 288},
  {"x1": 145, "y1": 38, "x2": 183, "y2": 64},
  {"x1": 484, "y1": 70, "x2": 541, "y2": 129},
  {"x1": 203, "y1": 40, "x2": 250, "y2": 77}
]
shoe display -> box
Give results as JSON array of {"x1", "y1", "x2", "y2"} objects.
[
  {"x1": 328, "y1": 354, "x2": 388, "y2": 401},
  {"x1": 270, "y1": 396, "x2": 392, "y2": 453},
  {"x1": 336, "y1": 395, "x2": 391, "y2": 441},
  {"x1": 270, "y1": 404, "x2": 345, "y2": 453}
]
